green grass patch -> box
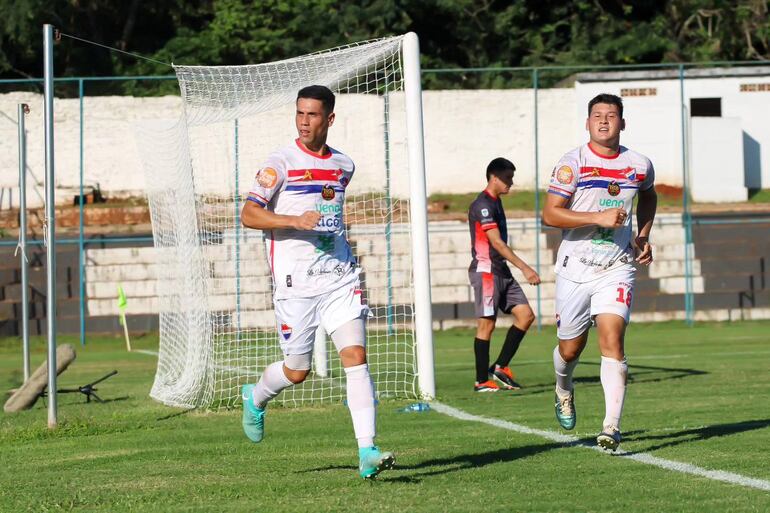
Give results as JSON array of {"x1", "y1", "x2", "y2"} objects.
[
  {"x1": 429, "y1": 189, "x2": 686, "y2": 215},
  {"x1": 2, "y1": 322, "x2": 770, "y2": 512},
  {"x1": 749, "y1": 189, "x2": 770, "y2": 203}
]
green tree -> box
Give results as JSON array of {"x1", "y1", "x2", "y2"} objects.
[{"x1": 0, "y1": 0, "x2": 767, "y2": 94}]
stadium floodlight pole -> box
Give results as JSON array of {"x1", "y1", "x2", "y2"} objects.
[
  {"x1": 403, "y1": 32, "x2": 435, "y2": 400},
  {"x1": 43, "y1": 24, "x2": 58, "y2": 429},
  {"x1": 18, "y1": 103, "x2": 31, "y2": 382}
]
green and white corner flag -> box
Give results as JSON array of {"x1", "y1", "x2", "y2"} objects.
[{"x1": 117, "y1": 284, "x2": 131, "y2": 351}]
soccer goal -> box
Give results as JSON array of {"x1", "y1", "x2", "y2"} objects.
[{"x1": 136, "y1": 33, "x2": 434, "y2": 409}]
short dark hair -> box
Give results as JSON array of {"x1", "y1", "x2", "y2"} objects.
[
  {"x1": 486, "y1": 157, "x2": 516, "y2": 181},
  {"x1": 588, "y1": 93, "x2": 623, "y2": 118},
  {"x1": 297, "y1": 85, "x2": 335, "y2": 115}
]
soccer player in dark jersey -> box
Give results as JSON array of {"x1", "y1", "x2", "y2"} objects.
[{"x1": 468, "y1": 157, "x2": 541, "y2": 392}]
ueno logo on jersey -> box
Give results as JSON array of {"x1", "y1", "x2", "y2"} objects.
[
  {"x1": 280, "y1": 323, "x2": 292, "y2": 340},
  {"x1": 599, "y1": 198, "x2": 624, "y2": 208},
  {"x1": 316, "y1": 203, "x2": 342, "y2": 214}
]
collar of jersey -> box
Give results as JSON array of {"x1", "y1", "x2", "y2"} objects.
[
  {"x1": 295, "y1": 138, "x2": 333, "y2": 160},
  {"x1": 587, "y1": 142, "x2": 621, "y2": 160}
]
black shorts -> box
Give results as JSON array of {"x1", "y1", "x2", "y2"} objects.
[{"x1": 469, "y1": 271, "x2": 529, "y2": 318}]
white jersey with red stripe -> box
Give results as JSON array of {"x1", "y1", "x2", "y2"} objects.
[
  {"x1": 547, "y1": 143, "x2": 655, "y2": 283},
  {"x1": 247, "y1": 139, "x2": 357, "y2": 299}
]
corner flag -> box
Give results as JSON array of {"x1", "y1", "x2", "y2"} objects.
[{"x1": 117, "y1": 284, "x2": 131, "y2": 351}]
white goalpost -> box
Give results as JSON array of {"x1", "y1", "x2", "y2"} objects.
[{"x1": 137, "y1": 33, "x2": 434, "y2": 409}]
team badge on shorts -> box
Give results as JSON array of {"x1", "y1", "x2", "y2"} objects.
[
  {"x1": 280, "y1": 323, "x2": 292, "y2": 340},
  {"x1": 555, "y1": 313, "x2": 561, "y2": 328},
  {"x1": 321, "y1": 184, "x2": 335, "y2": 200},
  {"x1": 607, "y1": 181, "x2": 621, "y2": 196}
]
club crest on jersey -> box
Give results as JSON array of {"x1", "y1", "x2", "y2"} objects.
[
  {"x1": 556, "y1": 165, "x2": 574, "y2": 185},
  {"x1": 339, "y1": 176, "x2": 349, "y2": 187},
  {"x1": 481, "y1": 208, "x2": 489, "y2": 216},
  {"x1": 607, "y1": 181, "x2": 621, "y2": 196},
  {"x1": 321, "y1": 184, "x2": 335, "y2": 200},
  {"x1": 280, "y1": 323, "x2": 292, "y2": 340},
  {"x1": 257, "y1": 167, "x2": 278, "y2": 188}
]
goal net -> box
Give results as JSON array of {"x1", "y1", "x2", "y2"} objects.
[{"x1": 137, "y1": 34, "x2": 433, "y2": 409}]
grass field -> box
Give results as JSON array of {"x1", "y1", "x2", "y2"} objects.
[
  {"x1": 2, "y1": 321, "x2": 769, "y2": 512},
  {"x1": 427, "y1": 190, "x2": 770, "y2": 215}
]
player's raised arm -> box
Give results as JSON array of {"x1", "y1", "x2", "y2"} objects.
[
  {"x1": 485, "y1": 227, "x2": 541, "y2": 285},
  {"x1": 241, "y1": 202, "x2": 320, "y2": 231},
  {"x1": 241, "y1": 161, "x2": 321, "y2": 231},
  {"x1": 542, "y1": 192, "x2": 627, "y2": 229},
  {"x1": 543, "y1": 159, "x2": 627, "y2": 229}
]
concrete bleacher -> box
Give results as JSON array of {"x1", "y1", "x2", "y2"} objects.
[{"x1": 1, "y1": 212, "x2": 768, "y2": 335}]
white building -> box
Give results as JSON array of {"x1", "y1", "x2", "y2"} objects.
[{"x1": 575, "y1": 66, "x2": 770, "y2": 202}]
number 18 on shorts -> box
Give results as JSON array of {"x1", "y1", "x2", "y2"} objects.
[{"x1": 555, "y1": 267, "x2": 635, "y2": 340}]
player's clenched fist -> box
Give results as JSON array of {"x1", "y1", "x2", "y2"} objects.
[
  {"x1": 293, "y1": 211, "x2": 322, "y2": 230},
  {"x1": 596, "y1": 208, "x2": 627, "y2": 228}
]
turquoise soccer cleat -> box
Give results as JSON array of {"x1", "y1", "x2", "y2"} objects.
[
  {"x1": 241, "y1": 384, "x2": 266, "y2": 443},
  {"x1": 554, "y1": 389, "x2": 576, "y2": 430},
  {"x1": 358, "y1": 446, "x2": 395, "y2": 479}
]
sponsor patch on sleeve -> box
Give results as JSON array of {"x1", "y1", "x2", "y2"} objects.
[
  {"x1": 556, "y1": 165, "x2": 574, "y2": 185},
  {"x1": 257, "y1": 167, "x2": 278, "y2": 188}
]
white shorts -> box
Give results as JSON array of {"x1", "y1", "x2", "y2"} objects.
[
  {"x1": 555, "y1": 266, "x2": 636, "y2": 340},
  {"x1": 274, "y1": 280, "x2": 369, "y2": 355}
]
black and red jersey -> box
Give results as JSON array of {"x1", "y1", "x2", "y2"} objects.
[{"x1": 468, "y1": 190, "x2": 511, "y2": 277}]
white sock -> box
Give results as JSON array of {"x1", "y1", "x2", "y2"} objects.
[
  {"x1": 553, "y1": 345, "x2": 579, "y2": 395},
  {"x1": 344, "y1": 364, "x2": 376, "y2": 448},
  {"x1": 600, "y1": 356, "x2": 628, "y2": 430},
  {"x1": 252, "y1": 361, "x2": 293, "y2": 409}
]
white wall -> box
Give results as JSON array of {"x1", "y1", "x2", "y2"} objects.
[
  {"x1": 576, "y1": 71, "x2": 770, "y2": 190},
  {"x1": 1, "y1": 74, "x2": 769, "y2": 208},
  {"x1": 690, "y1": 117, "x2": 746, "y2": 202}
]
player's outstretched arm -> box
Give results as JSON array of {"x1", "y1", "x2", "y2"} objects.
[
  {"x1": 241, "y1": 201, "x2": 321, "y2": 230},
  {"x1": 634, "y1": 185, "x2": 657, "y2": 265},
  {"x1": 542, "y1": 193, "x2": 626, "y2": 229},
  {"x1": 486, "y1": 227, "x2": 541, "y2": 285}
]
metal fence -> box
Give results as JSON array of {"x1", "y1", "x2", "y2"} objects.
[{"x1": 1, "y1": 61, "x2": 769, "y2": 344}]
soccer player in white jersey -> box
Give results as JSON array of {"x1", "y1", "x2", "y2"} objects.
[
  {"x1": 240, "y1": 85, "x2": 394, "y2": 479},
  {"x1": 543, "y1": 93, "x2": 657, "y2": 451}
]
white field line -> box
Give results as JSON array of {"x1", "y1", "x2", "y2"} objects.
[
  {"x1": 134, "y1": 349, "x2": 159, "y2": 356},
  {"x1": 431, "y1": 401, "x2": 770, "y2": 492}
]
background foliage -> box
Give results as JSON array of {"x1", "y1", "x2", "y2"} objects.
[{"x1": 1, "y1": 0, "x2": 768, "y2": 93}]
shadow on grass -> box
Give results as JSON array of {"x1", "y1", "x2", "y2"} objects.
[
  {"x1": 512, "y1": 361, "x2": 707, "y2": 397},
  {"x1": 624, "y1": 419, "x2": 770, "y2": 453},
  {"x1": 298, "y1": 437, "x2": 596, "y2": 483},
  {"x1": 156, "y1": 408, "x2": 196, "y2": 421}
]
